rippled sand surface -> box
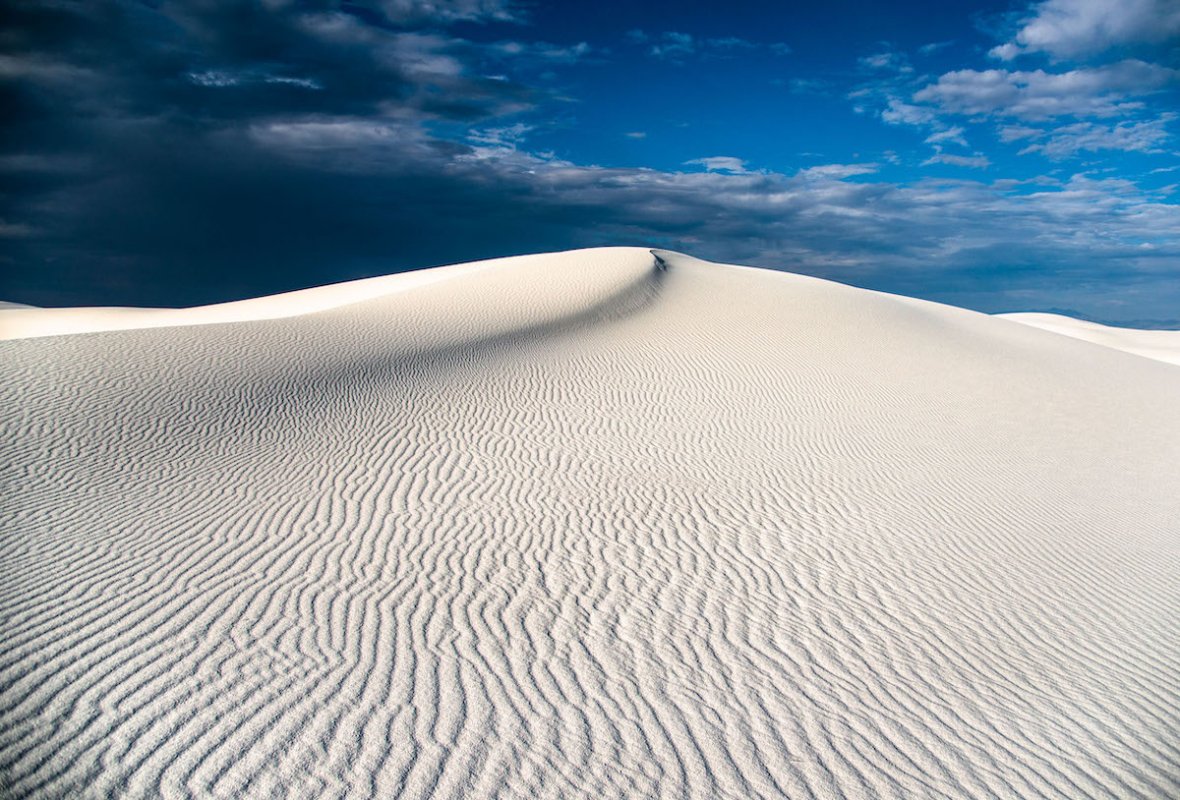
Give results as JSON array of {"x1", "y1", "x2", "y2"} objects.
[{"x1": 2, "y1": 248, "x2": 1178, "y2": 799}]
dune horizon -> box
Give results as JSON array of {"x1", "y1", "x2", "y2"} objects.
[
  {"x1": 2, "y1": 249, "x2": 1179, "y2": 369},
  {"x1": 2, "y1": 247, "x2": 1178, "y2": 799}
]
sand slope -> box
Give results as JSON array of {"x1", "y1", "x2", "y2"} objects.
[
  {"x1": 1000, "y1": 312, "x2": 1180, "y2": 367},
  {"x1": 0, "y1": 262, "x2": 487, "y2": 342},
  {"x1": 2, "y1": 248, "x2": 1178, "y2": 799}
]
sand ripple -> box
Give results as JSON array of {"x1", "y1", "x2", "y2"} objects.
[{"x1": 2, "y1": 248, "x2": 1178, "y2": 798}]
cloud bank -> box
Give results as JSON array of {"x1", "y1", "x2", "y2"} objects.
[{"x1": 0, "y1": 0, "x2": 1177, "y2": 323}]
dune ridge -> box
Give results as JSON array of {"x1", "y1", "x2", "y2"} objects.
[{"x1": 2, "y1": 247, "x2": 1178, "y2": 799}]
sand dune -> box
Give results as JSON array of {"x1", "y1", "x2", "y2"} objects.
[
  {"x1": 1001, "y1": 312, "x2": 1180, "y2": 367},
  {"x1": 2, "y1": 248, "x2": 1178, "y2": 799},
  {"x1": 0, "y1": 261, "x2": 487, "y2": 342}
]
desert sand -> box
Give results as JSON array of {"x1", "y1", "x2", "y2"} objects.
[
  {"x1": 999, "y1": 312, "x2": 1180, "y2": 367},
  {"x1": 1, "y1": 248, "x2": 1178, "y2": 799}
]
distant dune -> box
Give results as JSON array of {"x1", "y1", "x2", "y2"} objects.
[
  {"x1": 998, "y1": 312, "x2": 1180, "y2": 367},
  {"x1": 2, "y1": 248, "x2": 1178, "y2": 799}
]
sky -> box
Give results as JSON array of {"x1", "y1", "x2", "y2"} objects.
[{"x1": 1, "y1": 0, "x2": 1179, "y2": 324}]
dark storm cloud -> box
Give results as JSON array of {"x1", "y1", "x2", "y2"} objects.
[{"x1": 0, "y1": 0, "x2": 552, "y2": 304}]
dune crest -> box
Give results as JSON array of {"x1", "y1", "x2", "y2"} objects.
[{"x1": 2, "y1": 248, "x2": 1178, "y2": 799}]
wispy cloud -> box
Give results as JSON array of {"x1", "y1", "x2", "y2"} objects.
[
  {"x1": 921, "y1": 153, "x2": 991, "y2": 168},
  {"x1": 855, "y1": 7, "x2": 1178, "y2": 172},
  {"x1": 925, "y1": 127, "x2": 969, "y2": 147},
  {"x1": 796, "y1": 163, "x2": 880, "y2": 179},
  {"x1": 649, "y1": 31, "x2": 696, "y2": 59},
  {"x1": 489, "y1": 40, "x2": 594, "y2": 64},
  {"x1": 443, "y1": 151, "x2": 1180, "y2": 317},
  {"x1": 636, "y1": 31, "x2": 791, "y2": 61},
  {"x1": 685, "y1": 156, "x2": 750, "y2": 173},
  {"x1": 187, "y1": 70, "x2": 322, "y2": 89},
  {"x1": 998, "y1": 125, "x2": 1044, "y2": 142},
  {"x1": 1011, "y1": 116, "x2": 1175, "y2": 160},
  {"x1": 378, "y1": 0, "x2": 524, "y2": 25},
  {"x1": 912, "y1": 60, "x2": 1177, "y2": 121},
  {"x1": 467, "y1": 122, "x2": 535, "y2": 149},
  {"x1": 859, "y1": 50, "x2": 913, "y2": 73},
  {"x1": 881, "y1": 99, "x2": 938, "y2": 126},
  {"x1": 918, "y1": 41, "x2": 954, "y2": 55}
]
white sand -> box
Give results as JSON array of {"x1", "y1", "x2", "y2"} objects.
[
  {"x1": 1000, "y1": 312, "x2": 1180, "y2": 367},
  {"x1": 2, "y1": 247, "x2": 1178, "y2": 799},
  {"x1": 0, "y1": 261, "x2": 486, "y2": 342}
]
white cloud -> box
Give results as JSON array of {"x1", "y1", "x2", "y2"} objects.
[
  {"x1": 685, "y1": 156, "x2": 749, "y2": 173},
  {"x1": 859, "y1": 51, "x2": 912, "y2": 73},
  {"x1": 989, "y1": 44, "x2": 1023, "y2": 61},
  {"x1": 623, "y1": 131, "x2": 647, "y2": 139},
  {"x1": 925, "y1": 127, "x2": 969, "y2": 147},
  {"x1": 991, "y1": 0, "x2": 1180, "y2": 61},
  {"x1": 253, "y1": 120, "x2": 419, "y2": 146},
  {"x1": 650, "y1": 32, "x2": 695, "y2": 59},
  {"x1": 188, "y1": 70, "x2": 240, "y2": 87},
  {"x1": 999, "y1": 125, "x2": 1044, "y2": 142},
  {"x1": 643, "y1": 32, "x2": 790, "y2": 60},
  {"x1": 249, "y1": 120, "x2": 439, "y2": 169},
  {"x1": 467, "y1": 122, "x2": 533, "y2": 149},
  {"x1": 922, "y1": 153, "x2": 991, "y2": 168},
  {"x1": 381, "y1": 32, "x2": 467, "y2": 77},
  {"x1": 881, "y1": 99, "x2": 937, "y2": 126},
  {"x1": 912, "y1": 60, "x2": 1177, "y2": 120},
  {"x1": 919, "y1": 41, "x2": 954, "y2": 55},
  {"x1": 490, "y1": 40, "x2": 592, "y2": 63},
  {"x1": 188, "y1": 70, "x2": 321, "y2": 89},
  {"x1": 1015, "y1": 116, "x2": 1175, "y2": 159},
  {"x1": 378, "y1": 0, "x2": 521, "y2": 25},
  {"x1": 447, "y1": 148, "x2": 1180, "y2": 318},
  {"x1": 265, "y1": 75, "x2": 322, "y2": 89},
  {"x1": 796, "y1": 163, "x2": 880, "y2": 179}
]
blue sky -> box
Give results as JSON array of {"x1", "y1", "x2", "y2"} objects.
[{"x1": 2, "y1": 0, "x2": 1179, "y2": 323}]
